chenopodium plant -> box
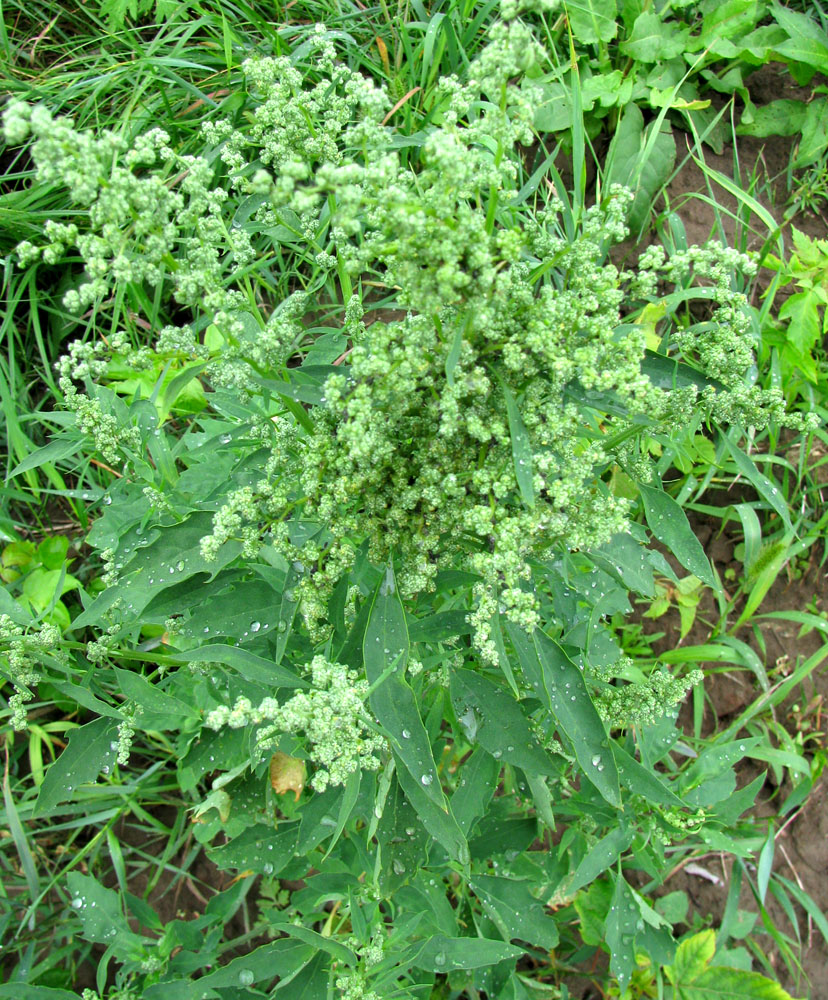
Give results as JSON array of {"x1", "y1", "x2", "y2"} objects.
[{"x1": 2, "y1": 8, "x2": 807, "y2": 999}]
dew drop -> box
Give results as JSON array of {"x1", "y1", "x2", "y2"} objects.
[
  {"x1": 434, "y1": 952, "x2": 446, "y2": 967},
  {"x1": 220, "y1": 433, "x2": 232, "y2": 444},
  {"x1": 238, "y1": 969, "x2": 254, "y2": 986},
  {"x1": 176, "y1": 560, "x2": 185, "y2": 572},
  {"x1": 591, "y1": 754, "x2": 602, "y2": 768},
  {"x1": 71, "y1": 897, "x2": 83, "y2": 909},
  {"x1": 392, "y1": 859, "x2": 406, "y2": 875},
  {"x1": 263, "y1": 862, "x2": 274, "y2": 875},
  {"x1": 401, "y1": 729, "x2": 410, "y2": 739},
  {"x1": 420, "y1": 774, "x2": 433, "y2": 786},
  {"x1": 250, "y1": 621, "x2": 261, "y2": 632}
]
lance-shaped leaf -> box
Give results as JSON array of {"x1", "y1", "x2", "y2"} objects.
[
  {"x1": 34, "y1": 717, "x2": 119, "y2": 816},
  {"x1": 364, "y1": 565, "x2": 468, "y2": 863},
  {"x1": 639, "y1": 484, "x2": 715, "y2": 586},
  {"x1": 506, "y1": 624, "x2": 621, "y2": 808},
  {"x1": 469, "y1": 874, "x2": 559, "y2": 949},
  {"x1": 450, "y1": 668, "x2": 555, "y2": 775},
  {"x1": 412, "y1": 935, "x2": 525, "y2": 972}
]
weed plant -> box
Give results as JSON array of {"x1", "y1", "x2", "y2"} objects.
[{"x1": 2, "y1": 2, "x2": 828, "y2": 999}]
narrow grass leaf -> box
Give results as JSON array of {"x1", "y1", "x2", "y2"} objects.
[
  {"x1": 500, "y1": 381, "x2": 534, "y2": 508},
  {"x1": 3, "y1": 765, "x2": 40, "y2": 922}
]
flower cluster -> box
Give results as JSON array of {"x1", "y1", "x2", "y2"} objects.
[
  {"x1": 204, "y1": 655, "x2": 386, "y2": 791},
  {"x1": 0, "y1": 615, "x2": 63, "y2": 730},
  {"x1": 3, "y1": 15, "x2": 805, "y2": 662},
  {"x1": 595, "y1": 665, "x2": 703, "y2": 730}
]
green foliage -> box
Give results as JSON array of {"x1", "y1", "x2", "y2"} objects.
[{"x1": 0, "y1": 2, "x2": 825, "y2": 998}]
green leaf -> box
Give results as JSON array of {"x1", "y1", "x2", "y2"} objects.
[
  {"x1": 605, "y1": 873, "x2": 639, "y2": 991},
  {"x1": 37, "y1": 535, "x2": 70, "y2": 571},
  {"x1": 364, "y1": 565, "x2": 468, "y2": 863},
  {"x1": 66, "y1": 872, "x2": 143, "y2": 956},
  {"x1": 207, "y1": 823, "x2": 298, "y2": 875},
  {"x1": 566, "y1": 0, "x2": 617, "y2": 44},
  {"x1": 451, "y1": 747, "x2": 501, "y2": 836},
  {"x1": 114, "y1": 667, "x2": 197, "y2": 728},
  {"x1": 507, "y1": 624, "x2": 621, "y2": 808},
  {"x1": 566, "y1": 826, "x2": 635, "y2": 897},
  {"x1": 668, "y1": 929, "x2": 716, "y2": 984},
  {"x1": 501, "y1": 381, "x2": 535, "y2": 509},
  {"x1": 721, "y1": 433, "x2": 791, "y2": 531},
  {"x1": 178, "y1": 577, "x2": 285, "y2": 644},
  {"x1": 698, "y1": 0, "x2": 762, "y2": 46},
  {"x1": 639, "y1": 484, "x2": 715, "y2": 586},
  {"x1": 621, "y1": 11, "x2": 688, "y2": 61},
  {"x1": 267, "y1": 923, "x2": 356, "y2": 965},
  {"x1": 779, "y1": 287, "x2": 823, "y2": 357},
  {"x1": 641, "y1": 350, "x2": 723, "y2": 393},
  {"x1": 606, "y1": 105, "x2": 676, "y2": 232},
  {"x1": 412, "y1": 934, "x2": 525, "y2": 972},
  {"x1": 34, "y1": 717, "x2": 119, "y2": 816},
  {"x1": 171, "y1": 644, "x2": 305, "y2": 689},
  {"x1": 375, "y1": 775, "x2": 431, "y2": 892},
  {"x1": 588, "y1": 532, "x2": 655, "y2": 598},
  {"x1": 73, "y1": 511, "x2": 242, "y2": 629},
  {"x1": 168, "y1": 942, "x2": 315, "y2": 998},
  {"x1": 736, "y1": 99, "x2": 808, "y2": 138},
  {"x1": 470, "y1": 875, "x2": 559, "y2": 949},
  {"x1": 614, "y1": 743, "x2": 685, "y2": 807},
  {"x1": 0, "y1": 989, "x2": 80, "y2": 1000},
  {"x1": 8, "y1": 435, "x2": 81, "y2": 480},
  {"x1": 678, "y1": 965, "x2": 798, "y2": 999},
  {"x1": 450, "y1": 668, "x2": 555, "y2": 775}
]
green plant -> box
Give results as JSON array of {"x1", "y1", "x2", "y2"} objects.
[
  {"x1": 763, "y1": 227, "x2": 828, "y2": 395},
  {"x1": 1, "y1": 4, "x2": 823, "y2": 999}
]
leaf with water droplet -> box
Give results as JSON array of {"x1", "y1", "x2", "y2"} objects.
[
  {"x1": 470, "y1": 874, "x2": 559, "y2": 949},
  {"x1": 500, "y1": 378, "x2": 535, "y2": 509},
  {"x1": 451, "y1": 748, "x2": 501, "y2": 837},
  {"x1": 73, "y1": 511, "x2": 242, "y2": 629},
  {"x1": 364, "y1": 564, "x2": 467, "y2": 864},
  {"x1": 114, "y1": 667, "x2": 196, "y2": 731},
  {"x1": 208, "y1": 823, "x2": 298, "y2": 876},
  {"x1": 506, "y1": 624, "x2": 621, "y2": 808},
  {"x1": 605, "y1": 873, "x2": 640, "y2": 992},
  {"x1": 412, "y1": 934, "x2": 524, "y2": 972},
  {"x1": 34, "y1": 718, "x2": 120, "y2": 816},
  {"x1": 639, "y1": 484, "x2": 714, "y2": 587},
  {"x1": 150, "y1": 940, "x2": 315, "y2": 998},
  {"x1": 66, "y1": 872, "x2": 141, "y2": 957},
  {"x1": 449, "y1": 668, "x2": 555, "y2": 776}
]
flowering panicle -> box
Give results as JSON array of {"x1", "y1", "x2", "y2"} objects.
[{"x1": 205, "y1": 655, "x2": 386, "y2": 792}]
